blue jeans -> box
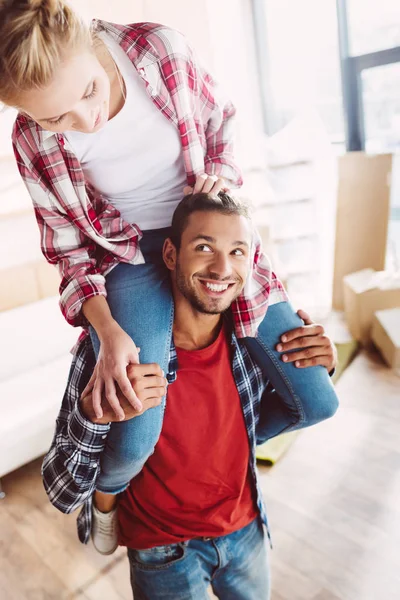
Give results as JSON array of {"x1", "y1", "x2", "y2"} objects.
[
  {"x1": 91, "y1": 230, "x2": 338, "y2": 493},
  {"x1": 90, "y1": 228, "x2": 174, "y2": 494},
  {"x1": 244, "y1": 302, "x2": 339, "y2": 443},
  {"x1": 127, "y1": 517, "x2": 270, "y2": 600}
]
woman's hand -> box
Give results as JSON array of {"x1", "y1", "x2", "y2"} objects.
[
  {"x1": 81, "y1": 363, "x2": 167, "y2": 425},
  {"x1": 82, "y1": 322, "x2": 142, "y2": 421},
  {"x1": 276, "y1": 310, "x2": 337, "y2": 372},
  {"x1": 183, "y1": 174, "x2": 229, "y2": 197}
]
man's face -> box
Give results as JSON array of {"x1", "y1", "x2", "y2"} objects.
[{"x1": 167, "y1": 211, "x2": 253, "y2": 315}]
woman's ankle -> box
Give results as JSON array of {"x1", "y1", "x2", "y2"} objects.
[{"x1": 94, "y1": 490, "x2": 117, "y2": 513}]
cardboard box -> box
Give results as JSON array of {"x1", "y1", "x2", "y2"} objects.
[
  {"x1": 333, "y1": 153, "x2": 392, "y2": 309},
  {"x1": 371, "y1": 308, "x2": 400, "y2": 370},
  {"x1": 343, "y1": 269, "x2": 400, "y2": 345}
]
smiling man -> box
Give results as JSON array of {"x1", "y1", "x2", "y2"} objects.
[{"x1": 43, "y1": 192, "x2": 338, "y2": 600}]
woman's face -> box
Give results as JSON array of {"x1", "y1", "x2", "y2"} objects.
[{"x1": 18, "y1": 49, "x2": 111, "y2": 134}]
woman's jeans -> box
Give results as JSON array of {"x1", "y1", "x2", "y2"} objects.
[
  {"x1": 91, "y1": 228, "x2": 338, "y2": 494},
  {"x1": 90, "y1": 228, "x2": 174, "y2": 494},
  {"x1": 128, "y1": 517, "x2": 270, "y2": 600}
]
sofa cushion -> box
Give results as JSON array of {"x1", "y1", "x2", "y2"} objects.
[
  {"x1": 0, "y1": 355, "x2": 72, "y2": 477},
  {"x1": 0, "y1": 296, "x2": 79, "y2": 381}
]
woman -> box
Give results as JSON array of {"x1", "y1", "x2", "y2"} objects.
[{"x1": 1, "y1": 0, "x2": 338, "y2": 554}]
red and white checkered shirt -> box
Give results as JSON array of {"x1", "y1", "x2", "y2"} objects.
[{"x1": 12, "y1": 20, "x2": 287, "y2": 343}]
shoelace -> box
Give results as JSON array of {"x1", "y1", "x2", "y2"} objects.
[{"x1": 97, "y1": 514, "x2": 117, "y2": 537}]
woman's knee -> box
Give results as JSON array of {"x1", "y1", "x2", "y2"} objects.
[{"x1": 298, "y1": 375, "x2": 339, "y2": 425}]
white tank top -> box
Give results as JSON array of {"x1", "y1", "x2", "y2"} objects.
[{"x1": 65, "y1": 32, "x2": 187, "y2": 231}]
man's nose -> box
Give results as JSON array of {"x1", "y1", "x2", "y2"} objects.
[{"x1": 209, "y1": 253, "x2": 232, "y2": 278}]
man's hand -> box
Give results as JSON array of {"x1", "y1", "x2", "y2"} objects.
[
  {"x1": 80, "y1": 363, "x2": 167, "y2": 424},
  {"x1": 276, "y1": 309, "x2": 337, "y2": 372}
]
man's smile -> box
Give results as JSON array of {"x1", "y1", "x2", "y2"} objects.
[{"x1": 197, "y1": 277, "x2": 238, "y2": 298}]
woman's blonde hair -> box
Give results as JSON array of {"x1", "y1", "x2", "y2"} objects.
[{"x1": 0, "y1": 0, "x2": 92, "y2": 106}]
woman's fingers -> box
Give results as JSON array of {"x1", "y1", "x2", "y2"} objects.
[
  {"x1": 184, "y1": 175, "x2": 228, "y2": 197},
  {"x1": 200, "y1": 175, "x2": 218, "y2": 194},
  {"x1": 115, "y1": 371, "x2": 143, "y2": 412},
  {"x1": 209, "y1": 177, "x2": 226, "y2": 196},
  {"x1": 183, "y1": 186, "x2": 193, "y2": 196},
  {"x1": 104, "y1": 377, "x2": 126, "y2": 421},
  {"x1": 193, "y1": 174, "x2": 208, "y2": 193}
]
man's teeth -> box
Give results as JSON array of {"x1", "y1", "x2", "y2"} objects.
[{"x1": 205, "y1": 282, "x2": 229, "y2": 292}]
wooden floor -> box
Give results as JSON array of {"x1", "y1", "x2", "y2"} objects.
[{"x1": 1, "y1": 349, "x2": 399, "y2": 600}]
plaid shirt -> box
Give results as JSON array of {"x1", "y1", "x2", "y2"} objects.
[
  {"x1": 42, "y1": 329, "x2": 277, "y2": 546},
  {"x1": 12, "y1": 20, "x2": 287, "y2": 340}
]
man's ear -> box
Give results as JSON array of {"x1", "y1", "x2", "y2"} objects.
[{"x1": 163, "y1": 238, "x2": 177, "y2": 271}]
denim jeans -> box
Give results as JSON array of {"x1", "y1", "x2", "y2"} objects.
[
  {"x1": 90, "y1": 228, "x2": 174, "y2": 494},
  {"x1": 244, "y1": 302, "x2": 339, "y2": 443},
  {"x1": 127, "y1": 517, "x2": 270, "y2": 600},
  {"x1": 91, "y1": 229, "x2": 338, "y2": 493}
]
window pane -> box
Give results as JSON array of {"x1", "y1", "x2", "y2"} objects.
[
  {"x1": 347, "y1": 0, "x2": 400, "y2": 55},
  {"x1": 262, "y1": 0, "x2": 344, "y2": 140},
  {"x1": 362, "y1": 62, "x2": 400, "y2": 153}
]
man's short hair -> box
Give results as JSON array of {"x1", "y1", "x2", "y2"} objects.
[{"x1": 170, "y1": 191, "x2": 251, "y2": 249}]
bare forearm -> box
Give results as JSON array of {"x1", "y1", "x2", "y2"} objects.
[{"x1": 82, "y1": 295, "x2": 119, "y2": 340}]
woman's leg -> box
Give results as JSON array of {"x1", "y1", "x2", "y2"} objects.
[
  {"x1": 90, "y1": 230, "x2": 174, "y2": 497},
  {"x1": 245, "y1": 300, "x2": 339, "y2": 442}
]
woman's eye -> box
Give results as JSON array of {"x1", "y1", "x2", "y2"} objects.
[
  {"x1": 48, "y1": 115, "x2": 65, "y2": 126},
  {"x1": 84, "y1": 82, "x2": 97, "y2": 100},
  {"x1": 232, "y1": 248, "x2": 244, "y2": 256}
]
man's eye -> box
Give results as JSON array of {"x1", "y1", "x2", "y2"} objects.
[{"x1": 196, "y1": 245, "x2": 212, "y2": 252}]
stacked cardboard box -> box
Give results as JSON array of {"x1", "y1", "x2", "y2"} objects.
[
  {"x1": 343, "y1": 269, "x2": 400, "y2": 346},
  {"x1": 371, "y1": 308, "x2": 400, "y2": 371}
]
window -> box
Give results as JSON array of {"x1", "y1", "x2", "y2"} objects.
[
  {"x1": 347, "y1": 0, "x2": 400, "y2": 56},
  {"x1": 253, "y1": 0, "x2": 345, "y2": 141}
]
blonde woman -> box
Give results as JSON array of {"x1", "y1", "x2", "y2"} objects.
[{"x1": 1, "y1": 0, "x2": 338, "y2": 555}]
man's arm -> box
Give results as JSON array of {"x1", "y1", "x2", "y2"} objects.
[
  {"x1": 42, "y1": 339, "x2": 166, "y2": 515},
  {"x1": 275, "y1": 309, "x2": 337, "y2": 373},
  {"x1": 256, "y1": 310, "x2": 338, "y2": 445}
]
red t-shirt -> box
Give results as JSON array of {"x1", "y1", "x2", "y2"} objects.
[{"x1": 118, "y1": 325, "x2": 258, "y2": 549}]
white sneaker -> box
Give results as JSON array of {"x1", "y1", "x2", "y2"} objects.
[{"x1": 91, "y1": 505, "x2": 119, "y2": 555}]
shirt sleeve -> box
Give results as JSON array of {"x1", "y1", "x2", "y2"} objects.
[
  {"x1": 157, "y1": 26, "x2": 243, "y2": 188},
  {"x1": 192, "y1": 51, "x2": 243, "y2": 188},
  {"x1": 12, "y1": 136, "x2": 107, "y2": 327},
  {"x1": 41, "y1": 338, "x2": 110, "y2": 515}
]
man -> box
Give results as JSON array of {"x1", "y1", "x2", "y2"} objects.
[{"x1": 43, "y1": 192, "x2": 337, "y2": 599}]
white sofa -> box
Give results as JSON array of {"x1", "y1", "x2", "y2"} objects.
[
  {"x1": 0, "y1": 157, "x2": 78, "y2": 494},
  {"x1": 0, "y1": 297, "x2": 78, "y2": 490}
]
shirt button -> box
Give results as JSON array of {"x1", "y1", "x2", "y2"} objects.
[
  {"x1": 90, "y1": 462, "x2": 97, "y2": 468},
  {"x1": 101, "y1": 435, "x2": 107, "y2": 439}
]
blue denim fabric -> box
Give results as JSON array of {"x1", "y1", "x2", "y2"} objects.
[
  {"x1": 245, "y1": 301, "x2": 339, "y2": 443},
  {"x1": 90, "y1": 228, "x2": 174, "y2": 494},
  {"x1": 127, "y1": 517, "x2": 270, "y2": 600}
]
